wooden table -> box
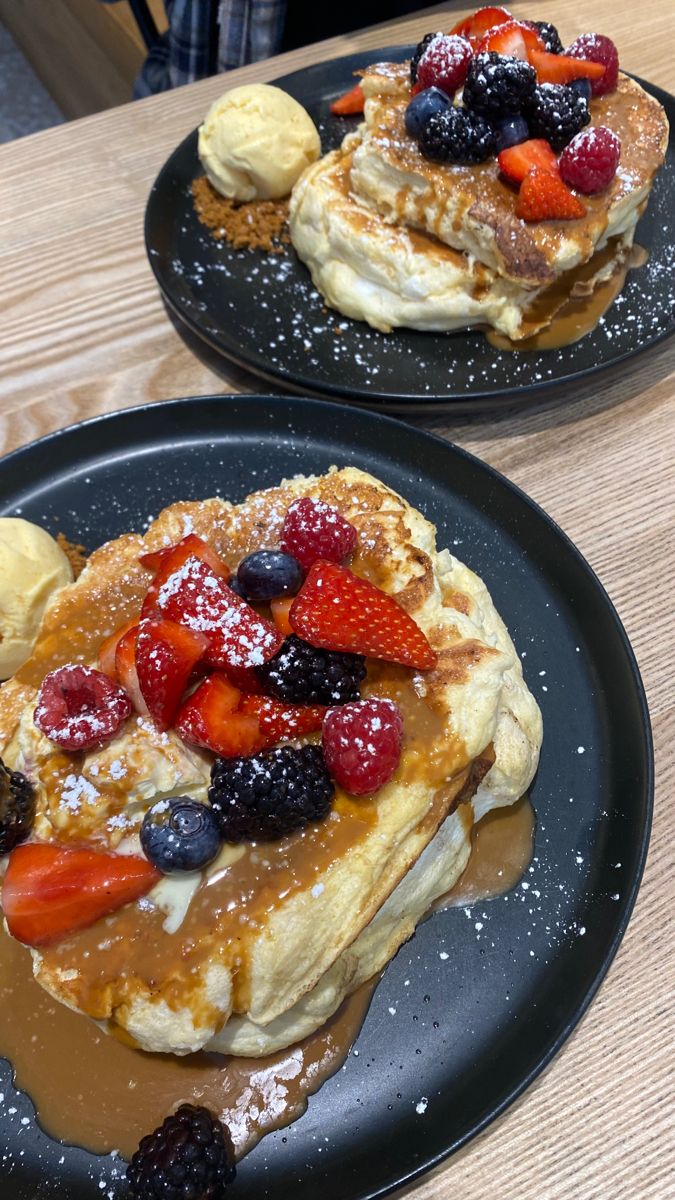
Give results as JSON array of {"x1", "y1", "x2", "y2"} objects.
[{"x1": 0, "y1": 3, "x2": 673, "y2": 1197}]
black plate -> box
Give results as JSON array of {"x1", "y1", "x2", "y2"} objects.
[
  {"x1": 0, "y1": 396, "x2": 652, "y2": 1199},
  {"x1": 145, "y1": 52, "x2": 675, "y2": 411}
]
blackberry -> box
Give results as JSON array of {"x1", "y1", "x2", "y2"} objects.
[
  {"x1": 209, "y1": 745, "x2": 334, "y2": 842},
  {"x1": 419, "y1": 106, "x2": 497, "y2": 165},
  {"x1": 127, "y1": 1104, "x2": 235, "y2": 1200},
  {"x1": 526, "y1": 83, "x2": 590, "y2": 152},
  {"x1": 463, "y1": 52, "x2": 537, "y2": 117},
  {"x1": 530, "y1": 20, "x2": 564, "y2": 54},
  {"x1": 257, "y1": 634, "x2": 365, "y2": 706},
  {"x1": 0, "y1": 759, "x2": 35, "y2": 855},
  {"x1": 410, "y1": 32, "x2": 435, "y2": 84}
]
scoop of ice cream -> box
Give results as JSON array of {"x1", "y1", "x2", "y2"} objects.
[
  {"x1": 197, "y1": 83, "x2": 321, "y2": 202},
  {"x1": 0, "y1": 519, "x2": 73, "y2": 678}
]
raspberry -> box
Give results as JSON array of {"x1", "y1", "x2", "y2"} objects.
[
  {"x1": 34, "y1": 664, "x2": 132, "y2": 751},
  {"x1": 566, "y1": 33, "x2": 619, "y2": 97},
  {"x1": 559, "y1": 126, "x2": 621, "y2": 194},
  {"x1": 0, "y1": 759, "x2": 35, "y2": 854},
  {"x1": 416, "y1": 34, "x2": 473, "y2": 96},
  {"x1": 257, "y1": 634, "x2": 365, "y2": 705},
  {"x1": 526, "y1": 83, "x2": 590, "y2": 152},
  {"x1": 127, "y1": 1104, "x2": 235, "y2": 1200},
  {"x1": 322, "y1": 698, "x2": 403, "y2": 796},
  {"x1": 463, "y1": 52, "x2": 537, "y2": 117},
  {"x1": 280, "y1": 497, "x2": 357, "y2": 571},
  {"x1": 209, "y1": 745, "x2": 334, "y2": 841},
  {"x1": 419, "y1": 106, "x2": 497, "y2": 164}
]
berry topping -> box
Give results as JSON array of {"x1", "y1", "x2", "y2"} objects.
[
  {"x1": 176, "y1": 674, "x2": 264, "y2": 758},
  {"x1": 0, "y1": 760, "x2": 35, "y2": 854},
  {"x1": 463, "y1": 52, "x2": 537, "y2": 117},
  {"x1": 498, "y1": 137, "x2": 559, "y2": 185},
  {"x1": 155, "y1": 556, "x2": 283, "y2": 670},
  {"x1": 404, "y1": 86, "x2": 451, "y2": 139},
  {"x1": 97, "y1": 618, "x2": 137, "y2": 679},
  {"x1": 415, "y1": 34, "x2": 473, "y2": 95},
  {"x1": 239, "y1": 694, "x2": 327, "y2": 743},
  {"x1": 494, "y1": 114, "x2": 530, "y2": 151},
  {"x1": 559, "y1": 126, "x2": 621, "y2": 194},
  {"x1": 34, "y1": 664, "x2": 132, "y2": 751},
  {"x1": 280, "y1": 497, "x2": 358, "y2": 572},
  {"x1": 236, "y1": 550, "x2": 304, "y2": 601},
  {"x1": 567, "y1": 33, "x2": 619, "y2": 97},
  {"x1": 141, "y1": 534, "x2": 230, "y2": 617},
  {"x1": 477, "y1": 19, "x2": 544, "y2": 60},
  {"x1": 516, "y1": 166, "x2": 587, "y2": 221},
  {"x1": 135, "y1": 618, "x2": 209, "y2": 730},
  {"x1": 141, "y1": 797, "x2": 222, "y2": 874},
  {"x1": 257, "y1": 634, "x2": 366, "y2": 706},
  {"x1": 329, "y1": 82, "x2": 365, "y2": 116},
  {"x1": 290, "y1": 561, "x2": 437, "y2": 670},
  {"x1": 322, "y1": 699, "x2": 403, "y2": 796},
  {"x1": 528, "y1": 48, "x2": 604, "y2": 86},
  {"x1": 410, "y1": 32, "x2": 436, "y2": 84},
  {"x1": 226, "y1": 575, "x2": 246, "y2": 598},
  {"x1": 567, "y1": 76, "x2": 592, "y2": 103},
  {"x1": 126, "y1": 1104, "x2": 235, "y2": 1200},
  {"x1": 527, "y1": 20, "x2": 564, "y2": 55},
  {"x1": 526, "y1": 82, "x2": 590, "y2": 152},
  {"x1": 2, "y1": 842, "x2": 160, "y2": 947},
  {"x1": 114, "y1": 624, "x2": 147, "y2": 715},
  {"x1": 209, "y1": 745, "x2": 334, "y2": 842},
  {"x1": 419, "y1": 106, "x2": 497, "y2": 165},
  {"x1": 449, "y1": 6, "x2": 513, "y2": 49},
  {"x1": 270, "y1": 596, "x2": 294, "y2": 636}
]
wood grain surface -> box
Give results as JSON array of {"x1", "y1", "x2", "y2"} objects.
[{"x1": 0, "y1": 4, "x2": 673, "y2": 1198}]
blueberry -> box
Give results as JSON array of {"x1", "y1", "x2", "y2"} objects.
[
  {"x1": 567, "y1": 77, "x2": 592, "y2": 104},
  {"x1": 404, "y1": 87, "x2": 450, "y2": 139},
  {"x1": 495, "y1": 114, "x2": 529, "y2": 151},
  {"x1": 227, "y1": 575, "x2": 246, "y2": 598},
  {"x1": 141, "y1": 797, "x2": 221, "y2": 873},
  {"x1": 236, "y1": 550, "x2": 303, "y2": 600}
]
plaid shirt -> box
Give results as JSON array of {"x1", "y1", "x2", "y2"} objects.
[{"x1": 102, "y1": 0, "x2": 286, "y2": 97}]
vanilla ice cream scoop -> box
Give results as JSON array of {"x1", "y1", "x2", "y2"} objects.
[
  {"x1": 198, "y1": 83, "x2": 321, "y2": 202},
  {"x1": 0, "y1": 519, "x2": 73, "y2": 678}
]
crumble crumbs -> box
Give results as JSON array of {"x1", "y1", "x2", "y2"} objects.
[
  {"x1": 191, "y1": 176, "x2": 290, "y2": 253},
  {"x1": 57, "y1": 533, "x2": 87, "y2": 578}
]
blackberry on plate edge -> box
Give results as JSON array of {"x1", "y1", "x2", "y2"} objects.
[
  {"x1": 463, "y1": 52, "x2": 537, "y2": 117},
  {"x1": 127, "y1": 1103, "x2": 235, "y2": 1200},
  {"x1": 526, "y1": 82, "x2": 590, "y2": 152},
  {"x1": 209, "y1": 745, "x2": 335, "y2": 842},
  {"x1": 0, "y1": 759, "x2": 35, "y2": 854},
  {"x1": 419, "y1": 106, "x2": 497, "y2": 165},
  {"x1": 257, "y1": 633, "x2": 366, "y2": 706}
]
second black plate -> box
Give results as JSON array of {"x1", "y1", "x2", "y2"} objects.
[{"x1": 145, "y1": 50, "x2": 675, "y2": 411}]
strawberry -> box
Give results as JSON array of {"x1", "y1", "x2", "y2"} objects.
[
  {"x1": 114, "y1": 626, "x2": 147, "y2": 715},
  {"x1": 176, "y1": 674, "x2": 264, "y2": 757},
  {"x1": 449, "y1": 6, "x2": 512, "y2": 48},
  {"x1": 516, "y1": 167, "x2": 587, "y2": 221},
  {"x1": 289, "y1": 561, "x2": 437, "y2": 670},
  {"x1": 2, "y1": 842, "x2": 160, "y2": 947},
  {"x1": 477, "y1": 18, "x2": 544, "y2": 60},
  {"x1": 223, "y1": 665, "x2": 265, "y2": 694},
  {"x1": 154, "y1": 556, "x2": 283, "y2": 670},
  {"x1": 329, "y1": 82, "x2": 365, "y2": 115},
  {"x1": 239, "y1": 695, "x2": 327, "y2": 744},
  {"x1": 498, "y1": 138, "x2": 559, "y2": 185},
  {"x1": 97, "y1": 618, "x2": 137, "y2": 679},
  {"x1": 270, "y1": 597, "x2": 294, "y2": 637},
  {"x1": 529, "y1": 49, "x2": 604, "y2": 86},
  {"x1": 135, "y1": 617, "x2": 209, "y2": 730},
  {"x1": 141, "y1": 535, "x2": 230, "y2": 618}
]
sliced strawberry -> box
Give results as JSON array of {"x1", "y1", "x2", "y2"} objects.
[
  {"x1": 141, "y1": 535, "x2": 230, "y2": 617},
  {"x1": 449, "y1": 6, "x2": 512, "y2": 47},
  {"x1": 240, "y1": 695, "x2": 327, "y2": 744},
  {"x1": 516, "y1": 167, "x2": 587, "y2": 221},
  {"x1": 2, "y1": 842, "x2": 160, "y2": 948},
  {"x1": 290, "y1": 561, "x2": 437, "y2": 670},
  {"x1": 477, "y1": 18, "x2": 544, "y2": 59},
  {"x1": 97, "y1": 619, "x2": 137, "y2": 679},
  {"x1": 271, "y1": 597, "x2": 294, "y2": 637},
  {"x1": 224, "y1": 665, "x2": 265, "y2": 694},
  {"x1": 114, "y1": 625, "x2": 147, "y2": 716},
  {"x1": 499, "y1": 138, "x2": 559, "y2": 185},
  {"x1": 154, "y1": 556, "x2": 283, "y2": 670},
  {"x1": 329, "y1": 82, "x2": 365, "y2": 115},
  {"x1": 176, "y1": 674, "x2": 264, "y2": 757},
  {"x1": 135, "y1": 617, "x2": 209, "y2": 730},
  {"x1": 529, "y1": 49, "x2": 604, "y2": 85}
]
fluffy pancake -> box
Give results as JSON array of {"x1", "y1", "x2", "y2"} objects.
[
  {"x1": 0, "y1": 469, "x2": 542, "y2": 1056},
  {"x1": 351, "y1": 65, "x2": 669, "y2": 286}
]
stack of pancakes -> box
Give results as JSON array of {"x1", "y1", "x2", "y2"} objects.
[
  {"x1": 290, "y1": 62, "x2": 669, "y2": 337},
  {"x1": 0, "y1": 469, "x2": 542, "y2": 1057}
]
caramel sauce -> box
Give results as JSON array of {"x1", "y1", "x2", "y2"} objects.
[
  {"x1": 439, "y1": 795, "x2": 536, "y2": 908},
  {"x1": 0, "y1": 921, "x2": 375, "y2": 1160},
  {"x1": 487, "y1": 243, "x2": 649, "y2": 351}
]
